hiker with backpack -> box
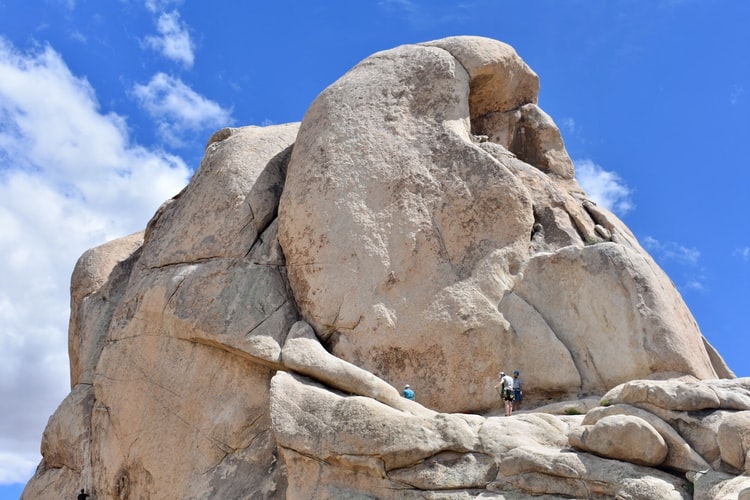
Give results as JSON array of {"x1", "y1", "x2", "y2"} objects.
[{"x1": 495, "y1": 371, "x2": 515, "y2": 416}]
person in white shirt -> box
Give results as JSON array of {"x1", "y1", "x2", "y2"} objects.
[{"x1": 495, "y1": 371, "x2": 515, "y2": 416}]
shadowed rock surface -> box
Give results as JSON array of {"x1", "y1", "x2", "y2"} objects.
[{"x1": 23, "y1": 36, "x2": 746, "y2": 499}]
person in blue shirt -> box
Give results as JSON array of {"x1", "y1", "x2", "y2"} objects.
[
  {"x1": 512, "y1": 370, "x2": 523, "y2": 411},
  {"x1": 403, "y1": 384, "x2": 415, "y2": 400}
]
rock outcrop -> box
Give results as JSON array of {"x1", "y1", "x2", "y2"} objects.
[
  {"x1": 277, "y1": 36, "x2": 728, "y2": 413},
  {"x1": 24, "y1": 36, "x2": 745, "y2": 499}
]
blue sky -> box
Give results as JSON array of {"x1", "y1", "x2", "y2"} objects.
[{"x1": 1, "y1": 0, "x2": 748, "y2": 496}]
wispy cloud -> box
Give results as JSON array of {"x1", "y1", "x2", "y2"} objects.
[
  {"x1": 642, "y1": 236, "x2": 706, "y2": 292},
  {"x1": 559, "y1": 117, "x2": 577, "y2": 136},
  {"x1": 681, "y1": 279, "x2": 706, "y2": 292},
  {"x1": 730, "y1": 84, "x2": 744, "y2": 106},
  {"x1": 642, "y1": 236, "x2": 700, "y2": 265},
  {"x1": 734, "y1": 246, "x2": 750, "y2": 262},
  {"x1": 69, "y1": 30, "x2": 87, "y2": 43},
  {"x1": 131, "y1": 72, "x2": 233, "y2": 146},
  {"x1": 377, "y1": 0, "x2": 475, "y2": 29},
  {"x1": 574, "y1": 159, "x2": 634, "y2": 216},
  {"x1": 378, "y1": 0, "x2": 418, "y2": 15},
  {"x1": 144, "y1": 0, "x2": 183, "y2": 13},
  {"x1": 54, "y1": 0, "x2": 76, "y2": 11},
  {"x1": 0, "y1": 37, "x2": 191, "y2": 483},
  {"x1": 144, "y1": 10, "x2": 194, "y2": 68}
]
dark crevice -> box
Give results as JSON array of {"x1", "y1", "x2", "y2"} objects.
[
  {"x1": 431, "y1": 214, "x2": 458, "y2": 278},
  {"x1": 145, "y1": 255, "x2": 226, "y2": 271},
  {"x1": 244, "y1": 298, "x2": 292, "y2": 337},
  {"x1": 581, "y1": 200, "x2": 615, "y2": 240},
  {"x1": 506, "y1": 290, "x2": 584, "y2": 393}
]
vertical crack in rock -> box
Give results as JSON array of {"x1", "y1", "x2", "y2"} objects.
[
  {"x1": 430, "y1": 214, "x2": 459, "y2": 278},
  {"x1": 239, "y1": 201, "x2": 257, "y2": 249}
]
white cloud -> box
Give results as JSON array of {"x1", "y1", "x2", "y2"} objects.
[
  {"x1": 0, "y1": 38, "x2": 191, "y2": 484},
  {"x1": 730, "y1": 85, "x2": 744, "y2": 105},
  {"x1": 144, "y1": 10, "x2": 194, "y2": 68},
  {"x1": 641, "y1": 236, "x2": 706, "y2": 292},
  {"x1": 574, "y1": 159, "x2": 634, "y2": 216},
  {"x1": 55, "y1": 0, "x2": 76, "y2": 10},
  {"x1": 682, "y1": 280, "x2": 706, "y2": 292},
  {"x1": 642, "y1": 236, "x2": 701, "y2": 265},
  {"x1": 559, "y1": 117, "x2": 577, "y2": 136},
  {"x1": 132, "y1": 72, "x2": 233, "y2": 146},
  {"x1": 377, "y1": 0, "x2": 474, "y2": 29},
  {"x1": 144, "y1": 0, "x2": 183, "y2": 13},
  {"x1": 378, "y1": 0, "x2": 418, "y2": 14},
  {"x1": 69, "y1": 30, "x2": 87, "y2": 43},
  {"x1": 734, "y1": 246, "x2": 750, "y2": 261}
]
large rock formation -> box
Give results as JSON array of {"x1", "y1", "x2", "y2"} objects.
[
  {"x1": 277, "y1": 36, "x2": 730, "y2": 413},
  {"x1": 24, "y1": 36, "x2": 745, "y2": 499}
]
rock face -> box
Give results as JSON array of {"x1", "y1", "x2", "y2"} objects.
[
  {"x1": 277, "y1": 36, "x2": 727, "y2": 413},
  {"x1": 24, "y1": 36, "x2": 745, "y2": 499}
]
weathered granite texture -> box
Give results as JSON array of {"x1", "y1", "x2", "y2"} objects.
[{"x1": 24, "y1": 37, "x2": 743, "y2": 500}]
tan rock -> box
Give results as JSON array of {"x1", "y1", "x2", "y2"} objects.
[
  {"x1": 91, "y1": 336, "x2": 284, "y2": 499},
  {"x1": 127, "y1": 125, "x2": 298, "y2": 368},
  {"x1": 495, "y1": 445, "x2": 690, "y2": 499},
  {"x1": 718, "y1": 411, "x2": 750, "y2": 473},
  {"x1": 69, "y1": 231, "x2": 143, "y2": 386},
  {"x1": 532, "y1": 396, "x2": 601, "y2": 416},
  {"x1": 27, "y1": 124, "x2": 300, "y2": 499},
  {"x1": 24, "y1": 36, "x2": 741, "y2": 499},
  {"x1": 477, "y1": 413, "x2": 570, "y2": 457},
  {"x1": 141, "y1": 124, "x2": 299, "y2": 267},
  {"x1": 473, "y1": 103, "x2": 575, "y2": 178},
  {"x1": 513, "y1": 244, "x2": 718, "y2": 395},
  {"x1": 603, "y1": 378, "x2": 721, "y2": 411},
  {"x1": 645, "y1": 403, "x2": 731, "y2": 470},
  {"x1": 39, "y1": 384, "x2": 94, "y2": 475},
  {"x1": 270, "y1": 371, "x2": 478, "y2": 472},
  {"x1": 281, "y1": 320, "x2": 433, "y2": 417},
  {"x1": 422, "y1": 36, "x2": 539, "y2": 118},
  {"x1": 599, "y1": 378, "x2": 750, "y2": 471},
  {"x1": 711, "y1": 377, "x2": 750, "y2": 409},
  {"x1": 583, "y1": 403, "x2": 710, "y2": 473},
  {"x1": 279, "y1": 38, "x2": 538, "y2": 413},
  {"x1": 388, "y1": 451, "x2": 497, "y2": 490},
  {"x1": 704, "y1": 337, "x2": 737, "y2": 379},
  {"x1": 272, "y1": 370, "x2": 691, "y2": 498},
  {"x1": 569, "y1": 414, "x2": 668, "y2": 466},
  {"x1": 21, "y1": 467, "x2": 83, "y2": 500},
  {"x1": 278, "y1": 35, "x2": 721, "y2": 414},
  {"x1": 689, "y1": 470, "x2": 750, "y2": 500}
]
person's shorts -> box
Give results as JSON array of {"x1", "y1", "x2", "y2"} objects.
[
  {"x1": 503, "y1": 389, "x2": 514, "y2": 401},
  {"x1": 514, "y1": 389, "x2": 522, "y2": 402}
]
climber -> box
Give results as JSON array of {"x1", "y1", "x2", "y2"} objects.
[
  {"x1": 403, "y1": 384, "x2": 415, "y2": 400},
  {"x1": 495, "y1": 371, "x2": 515, "y2": 416},
  {"x1": 77, "y1": 489, "x2": 89, "y2": 500}
]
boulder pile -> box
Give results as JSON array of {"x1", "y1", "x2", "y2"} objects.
[{"x1": 23, "y1": 36, "x2": 745, "y2": 499}]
